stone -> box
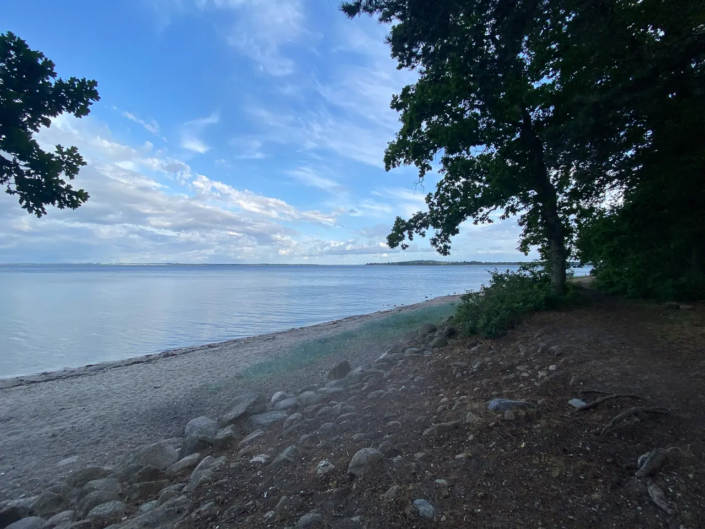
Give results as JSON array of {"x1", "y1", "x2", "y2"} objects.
[
  {"x1": 298, "y1": 391, "x2": 325, "y2": 407},
  {"x1": 166, "y1": 453, "x2": 203, "y2": 476},
  {"x1": 245, "y1": 411, "x2": 288, "y2": 432},
  {"x1": 132, "y1": 465, "x2": 166, "y2": 484},
  {"x1": 316, "y1": 460, "x2": 336, "y2": 477},
  {"x1": 218, "y1": 394, "x2": 267, "y2": 426},
  {"x1": 664, "y1": 301, "x2": 680, "y2": 310},
  {"x1": 404, "y1": 348, "x2": 422, "y2": 356},
  {"x1": 273, "y1": 398, "x2": 300, "y2": 412},
  {"x1": 0, "y1": 498, "x2": 36, "y2": 528},
  {"x1": 138, "y1": 501, "x2": 159, "y2": 514},
  {"x1": 317, "y1": 387, "x2": 345, "y2": 396},
  {"x1": 5, "y1": 518, "x2": 45, "y2": 529},
  {"x1": 418, "y1": 323, "x2": 437, "y2": 336},
  {"x1": 316, "y1": 406, "x2": 334, "y2": 418},
  {"x1": 124, "y1": 480, "x2": 170, "y2": 502},
  {"x1": 343, "y1": 365, "x2": 383, "y2": 386},
  {"x1": 184, "y1": 416, "x2": 218, "y2": 439},
  {"x1": 158, "y1": 484, "x2": 185, "y2": 506},
  {"x1": 367, "y1": 390, "x2": 385, "y2": 400},
  {"x1": 422, "y1": 421, "x2": 461, "y2": 438},
  {"x1": 56, "y1": 456, "x2": 78, "y2": 467},
  {"x1": 114, "y1": 495, "x2": 191, "y2": 529},
  {"x1": 318, "y1": 422, "x2": 337, "y2": 438},
  {"x1": 64, "y1": 467, "x2": 113, "y2": 488},
  {"x1": 568, "y1": 398, "x2": 587, "y2": 409},
  {"x1": 271, "y1": 446, "x2": 300, "y2": 467},
  {"x1": 238, "y1": 429, "x2": 264, "y2": 447},
  {"x1": 384, "y1": 485, "x2": 402, "y2": 502},
  {"x1": 327, "y1": 360, "x2": 352, "y2": 381},
  {"x1": 185, "y1": 455, "x2": 226, "y2": 492},
  {"x1": 271, "y1": 391, "x2": 290, "y2": 406},
  {"x1": 428, "y1": 337, "x2": 448, "y2": 349},
  {"x1": 78, "y1": 491, "x2": 119, "y2": 518},
  {"x1": 41, "y1": 510, "x2": 75, "y2": 528},
  {"x1": 297, "y1": 512, "x2": 324, "y2": 528},
  {"x1": 81, "y1": 477, "x2": 122, "y2": 497},
  {"x1": 124, "y1": 441, "x2": 179, "y2": 470},
  {"x1": 86, "y1": 500, "x2": 126, "y2": 523},
  {"x1": 29, "y1": 492, "x2": 67, "y2": 518},
  {"x1": 377, "y1": 441, "x2": 399, "y2": 458},
  {"x1": 504, "y1": 410, "x2": 516, "y2": 421},
  {"x1": 443, "y1": 326, "x2": 457, "y2": 337},
  {"x1": 414, "y1": 499, "x2": 436, "y2": 519},
  {"x1": 487, "y1": 399, "x2": 534, "y2": 412},
  {"x1": 348, "y1": 448, "x2": 384, "y2": 477},
  {"x1": 179, "y1": 435, "x2": 212, "y2": 459},
  {"x1": 213, "y1": 425, "x2": 240, "y2": 450},
  {"x1": 283, "y1": 413, "x2": 303, "y2": 430},
  {"x1": 465, "y1": 412, "x2": 482, "y2": 425}
]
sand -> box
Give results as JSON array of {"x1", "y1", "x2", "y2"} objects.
[{"x1": 0, "y1": 295, "x2": 459, "y2": 501}]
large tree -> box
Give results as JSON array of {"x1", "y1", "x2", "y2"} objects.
[
  {"x1": 341, "y1": 0, "x2": 583, "y2": 295},
  {"x1": 0, "y1": 31, "x2": 99, "y2": 217}
]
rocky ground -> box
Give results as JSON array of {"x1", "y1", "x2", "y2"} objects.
[{"x1": 2, "y1": 291, "x2": 704, "y2": 529}]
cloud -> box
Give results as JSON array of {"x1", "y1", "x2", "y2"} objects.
[
  {"x1": 286, "y1": 166, "x2": 344, "y2": 194},
  {"x1": 229, "y1": 138, "x2": 266, "y2": 160},
  {"x1": 180, "y1": 111, "x2": 219, "y2": 154},
  {"x1": 121, "y1": 111, "x2": 163, "y2": 138}
]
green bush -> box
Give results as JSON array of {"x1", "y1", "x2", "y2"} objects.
[{"x1": 454, "y1": 264, "x2": 562, "y2": 338}]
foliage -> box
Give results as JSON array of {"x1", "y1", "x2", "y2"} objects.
[
  {"x1": 0, "y1": 32, "x2": 100, "y2": 217},
  {"x1": 453, "y1": 264, "x2": 561, "y2": 338},
  {"x1": 241, "y1": 302, "x2": 456, "y2": 380}
]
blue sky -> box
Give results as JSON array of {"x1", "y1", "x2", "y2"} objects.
[{"x1": 1, "y1": 0, "x2": 531, "y2": 264}]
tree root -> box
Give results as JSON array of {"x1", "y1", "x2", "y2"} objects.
[
  {"x1": 576, "y1": 393, "x2": 642, "y2": 412},
  {"x1": 600, "y1": 407, "x2": 670, "y2": 436}
]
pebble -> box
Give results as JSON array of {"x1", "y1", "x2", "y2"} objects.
[
  {"x1": 568, "y1": 398, "x2": 587, "y2": 409},
  {"x1": 316, "y1": 460, "x2": 336, "y2": 477},
  {"x1": 414, "y1": 499, "x2": 436, "y2": 519},
  {"x1": 348, "y1": 448, "x2": 384, "y2": 477},
  {"x1": 504, "y1": 410, "x2": 516, "y2": 421}
]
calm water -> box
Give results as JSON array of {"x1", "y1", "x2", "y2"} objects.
[{"x1": 0, "y1": 264, "x2": 590, "y2": 378}]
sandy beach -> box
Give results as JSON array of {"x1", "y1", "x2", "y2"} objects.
[{"x1": 0, "y1": 295, "x2": 459, "y2": 501}]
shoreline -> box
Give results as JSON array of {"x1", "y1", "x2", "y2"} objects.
[{"x1": 0, "y1": 294, "x2": 460, "y2": 390}]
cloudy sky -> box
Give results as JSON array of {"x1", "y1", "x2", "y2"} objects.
[{"x1": 2, "y1": 0, "x2": 531, "y2": 264}]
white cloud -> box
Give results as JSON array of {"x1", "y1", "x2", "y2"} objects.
[
  {"x1": 121, "y1": 111, "x2": 163, "y2": 138},
  {"x1": 286, "y1": 166, "x2": 343, "y2": 194},
  {"x1": 180, "y1": 111, "x2": 219, "y2": 154}
]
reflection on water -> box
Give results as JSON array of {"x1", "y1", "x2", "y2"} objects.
[{"x1": 0, "y1": 264, "x2": 591, "y2": 378}]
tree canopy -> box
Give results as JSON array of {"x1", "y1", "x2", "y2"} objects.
[{"x1": 0, "y1": 31, "x2": 99, "y2": 217}]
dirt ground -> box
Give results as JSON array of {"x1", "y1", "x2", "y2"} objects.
[{"x1": 177, "y1": 290, "x2": 705, "y2": 528}]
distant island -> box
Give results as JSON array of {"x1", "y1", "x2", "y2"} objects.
[{"x1": 367, "y1": 260, "x2": 585, "y2": 266}]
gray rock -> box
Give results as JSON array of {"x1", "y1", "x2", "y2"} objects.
[
  {"x1": 404, "y1": 348, "x2": 422, "y2": 356},
  {"x1": 78, "y1": 491, "x2": 118, "y2": 518},
  {"x1": 568, "y1": 398, "x2": 587, "y2": 409},
  {"x1": 218, "y1": 394, "x2": 267, "y2": 427},
  {"x1": 238, "y1": 429, "x2": 264, "y2": 447},
  {"x1": 185, "y1": 456, "x2": 226, "y2": 493},
  {"x1": 271, "y1": 446, "x2": 300, "y2": 467},
  {"x1": 157, "y1": 484, "x2": 185, "y2": 506},
  {"x1": 64, "y1": 467, "x2": 113, "y2": 488},
  {"x1": 81, "y1": 477, "x2": 122, "y2": 498},
  {"x1": 86, "y1": 501, "x2": 126, "y2": 522},
  {"x1": 422, "y1": 421, "x2": 461, "y2": 438},
  {"x1": 131, "y1": 465, "x2": 166, "y2": 484},
  {"x1": 348, "y1": 448, "x2": 384, "y2": 477},
  {"x1": 297, "y1": 512, "x2": 324, "y2": 528},
  {"x1": 384, "y1": 485, "x2": 402, "y2": 503},
  {"x1": 124, "y1": 480, "x2": 170, "y2": 502},
  {"x1": 316, "y1": 460, "x2": 336, "y2": 477},
  {"x1": 377, "y1": 441, "x2": 399, "y2": 458},
  {"x1": 5, "y1": 517, "x2": 45, "y2": 529},
  {"x1": 327, "y1": 360, "x2": 352, "y2": 381},
  {"x1": 316, "y1": 406, "x2": 334, "y2": 418},
  {"x1": 367, "y1": 390, "x2": 385, "y2": 400},
  {"x1": 179, "y1": 435, "x2": 212, "y2": 459},
  {"x1": 414, "y1": 499, "x2": 436, "y2": 519},
  {"x1": 271, "y1": 391, "x2": 290, "y2": 406},
  {"x1": 316, "y1": 387, "x2": 345, "y2": 396},
  {"x1": 443, "y1": 326, "x2": 457, "y2": 337},
  {"x1": 213, "y1": 425, "x2": 240, "y2": 450},
  {"x1": 184, "y1": 416, "x2": 218, "y2": 439},
  {"x1": 318, "y1": 422, "x2": 337, "y2": 438},
  {"x1": 504, "y1": 410, "x2": 516, "y2": 421},
  {"x1": 0, "y1": 498, "x2": 36, "y2": 528},
  {"x1": 273, "y1": 398, "x2": 299, "y2": 412},
  {"x1": 428, "y1": 336, "x2": 448, "y2": 349},
  {"x1": 465, "y1": 412, "x2": 482, "y2": 425},
  {"x1": 298, "y1": 391, "x2": 325, "y2": 407},
  {"x1": 245, "y1": 411, "x2": 288, "y2": 432},
  {"x1": 113, "y1": 495, "x2": 191, "y2": 529},
  {"x1": 418, "y1": 323, "x2": 437, "y2": 336},
  {"x1": 29, "y1": 492, "x2": 67, "y2": 518},
  {"x1": 166, "y1": 453, "x2": 202, "y2": 476},
  {"x1": 41, "y1": 510, "x2": 74, "y2": 528},
  {"x1": 124, "y1": 441, "x2": 179, "y2": 471},
  {"x1": 283, "y1": 413, "x2": 303, "y2": 430},
  {"x1": 487, "y1": 399, "x2": 534, "y2": 412},
  {"x1": 138, "y1": 501, "x2": 159, "y2": 514},
  {"x1": 343, "y1": 365, "x2": 383, "y2": 386}
]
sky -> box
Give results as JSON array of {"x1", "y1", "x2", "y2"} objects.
[{"x1": 1, "y1": 0, "x2": 533, "y2": 264}]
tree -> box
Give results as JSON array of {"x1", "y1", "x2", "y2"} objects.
[
  {"x1": 0, "y1": 31, "x2": 99, "y2": 217},
  {"x1": 341, "y1": 0, "x2": 583, "y2": 295}
]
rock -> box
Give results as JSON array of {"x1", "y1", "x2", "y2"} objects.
[
  {"x1": 271, "y1": 391, "x2": 290, "y2": 406},
  {"x1": 213, "y1": 425, "x2": 240, "y2": 450},
  {"x1": 297, "y1": 512, "x2": 324, "y2": 528},
  {"x1": 283, "y1": 413, "x2": 303, "y2": 430},
  {"x1": 185, "y1": 456, "x2": 226, "y2": 492},
  {"x1": 184, "y1": 416, "x2": 218, "y2": 439},
  {"x1": 29, "y1": 492, "x2": 67, "y2": 518},
  {"x1": 316, "y1": 406, "x2": 334, "y2": 418},
  {"x1": 636, "y1": 449, "x2": 668, "y2": 479},
  {"x1": 367, "y1": 390, "x2": 385, "y2": 400},
  {"x1": 348, "y1": 448, "x2": 384, "y2": 477},
  {"x1": 114, "y1": 495, "x2": 191, "y2": 529},
  {"x1": 138, "y1": 500, "x2": 159, "y2": 514},
  {"x1": 318, "y1": 422, "x2": 337, "y2": 438},
  {"x1": 132, "y1": 465, "x2": 166, "y2": 484},
  {"x1": 317, "y1": 387, "x2": 345, "y2": 396},
  {"x1": 343, "y1": 366, "x2": 383, "y2": 386},
  {"x1": 664, "y1": 301, "x2": 680, "y2": 310},
  {"x1": 81, "y1": 477, "x2": 122, "y2": 498},
  {"x1": 78, "y1": 491, "x2": 119, "y2": 518},
  {"x1": 218, "y1": 394, "x2": 267, "y2": 426},
  {"x1": 465, "y1": 412, "x2": 482, "y2": 425},
  {"x1": 124, "y1": 480, "x2": 170, "y2": 502},
  {"x1": 414, "y1": 499, "x2": 436, "y2": 519},
  {"x1": 86, "y1": 500, "x2": 126, "y2": 523},
  {"x1": 124, "y1": 441, "x2": 179, "y2": 471},
  {"x1": 298, "y1": 434, "x2": 315, "y2": 446},
  {"x1": 0, "y1": 498, "x2": 36, "y2": 528},
  {"x1": 418, "y1": 323, "x2": 437, "y2": 336},
  {"x1": 568, "y1": 398, "x2": 587, "y2": 409},
  {"x1": 487, "y1": 399, "x2": 534, "y2": 412},
  {"x1": 298, "y1": 391, "x2": 325, "y2": 407},
  {"x1": 245, "y1": 411, "x2": 288, "y2": 432},
  {"x1": 273, "y1": 398, "x2": 300, "y2": 412},
  {"x1": 250, "y1": 454, "x2": 270, "y2": 464},
  {"x1": 422, "y1": 421, "x2": 461, "y2": 438},
  {"x1": 238, "y1": 429, "x2": 264, "y2": 447},
  {"x1": 5, "y1": 518, "x2": 45, "y2": 529},
  {"x1": 157, "y1": 484, "x2": 185, "y2": 506},
  {"x1": 404, "y1": 348, "x2": 422, "y2": 356},
  {"x1": 40, "y1": 510, "x2": 74, "y2": 528},
  {"x1": 316, "y1": 460, "x2": 336, "y2": 477},
  {"x1": 327, "y1": 360, "x2": 352, "y2": 381},
  {"x1": 64, "y1": 467, "x2": 113, "y2": 488},
  {"x1": 179, "y1": 436, "x2": 211, "y2": 459},
  {"x1": 443, "y1": 326, "x2": 457, "y2": 337},
  {"x1": 272, "y1": 446, "x2": 300, "y2": 467},
  {"x1": 377, "y1": 441, "x2": 399, "y2": 458},
  {"x1": 384, "y1": 485, "x2": 402, "y2": 502},
  {"x1": 428, "y1": 337, "x2": 448, "y2": 349},
  {"x1": 504, "y1": 410, "x2": 516, "y2": 421},
  {"x1": 166, "y1": 453, "x2": 202, "y2": 476}
]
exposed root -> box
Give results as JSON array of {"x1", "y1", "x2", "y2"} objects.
[
  {"x1": 636, "y1": 448, "x2": 668, "y2": 479},
  {"x1": 576, "y1": 393, "x2": 642, "y2": 412},
  {"x1": 646, "y1": 480, "x2": 675, "y2": 515},
  {"x1": 600, "y1": 407, "x2": 670, "y2": 436}
]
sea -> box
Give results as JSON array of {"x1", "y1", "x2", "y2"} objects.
[{"x1": 0, "y1": 264, "x2": 591, "y2": 378}]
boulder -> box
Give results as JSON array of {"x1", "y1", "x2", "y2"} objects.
[
  {"x1": 79, "y1": 478, "x2": 122, "y2": 499},
  {"x1": 298, "y1": 391, "x2": 325, "y2": 407},
  {"x1": 124, "y1": 441, "x2": 179, "y2": 471},
  {"x1": 318, "y1": 422, "x2": 337, "y2": 439},
  {"x1": 271, "y1": 446, "x2": 300, "y2": 467},
  {"x1": 272, "y1": 398, "x2": 299, "y2": 412},
  {"x1": 86, "y1": 501, "x2": 126, "y2": 523},
  {"x1": 184, "y1": 416, "x2": 218, "y2": 439},
  {"x1": 40, "y1": 510, "x2": 75, "y2": 528},
  {"x1": 157, "y1": 484, "x2": 185, "y2": 506},
  {"x1": 270, "y1": 391, "x2": 290, "y2": 406},
  {"x1": 348, "y1": 448, "x2": 384, "y2": 477},
  {"x1": 113, "y1": 495, "x2": 191, "y2": 529},
  {"x1": 29, "y1": 492, "x2": 67, "y2": 518},
  {"x1": 218, "y1": 394, "x2": 266, "y2": 427},
  {"x1": 185, "y1": 456, "x2": 226, "y2": 493},
  {"x1": 428, "y1": 337, "x2": 448, "y2": 349},
  {"x1": 245, "y1": 411, "x2": 288, "y2": 432},
  {"x1": 131, "y1": 465, "x2": 166, "y2": 484},
  {"x1": 64, "y1": 467, "x2": 113, "y2": 488},
  {"x1": 213, "y1": 425, "x2": 240, "y2": 450},
  {"x1": 316, "y1": 460, "x2": 336, "y2": 477},
  {"x1": 166, "y1": 453, "x2": 202, "y2": 476},
  {"x1": 138, "y1": 500, "x2": 159, "y2": 514},
  {"x1": 283, "y1": 413, "x2": 303, "y2": 431},
  {"x1": 238, "y1": 429, "x2": 264, "y2": 447},
  {"x1": 124, "y1": 480, "x2": 170, "y2": 502},
  {"x1": 422, "y1": 421, "x2": 461, "y2": 438},
  {"x1": 327, "y1": 360, "x2": 352, "y2": 381},
  {"x1": 0, "y1": 498, "x2": 35, "y2": 528},
  {"x1": 179, "y1": 435, "x2": 212, "y2": 459},
  {"x1": 5, "y1": 517, "x2": 45, "y2": 529},
  {"x1": 77, "y1": 491, "x2": 119, "y2": 518},
  {"x1": 418, "y1": 323, "x2": 437, "y2": 335}
]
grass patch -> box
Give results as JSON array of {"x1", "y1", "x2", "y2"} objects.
[{"x1": 240, "y1": 302, "x2": 456, "y2": 381}]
